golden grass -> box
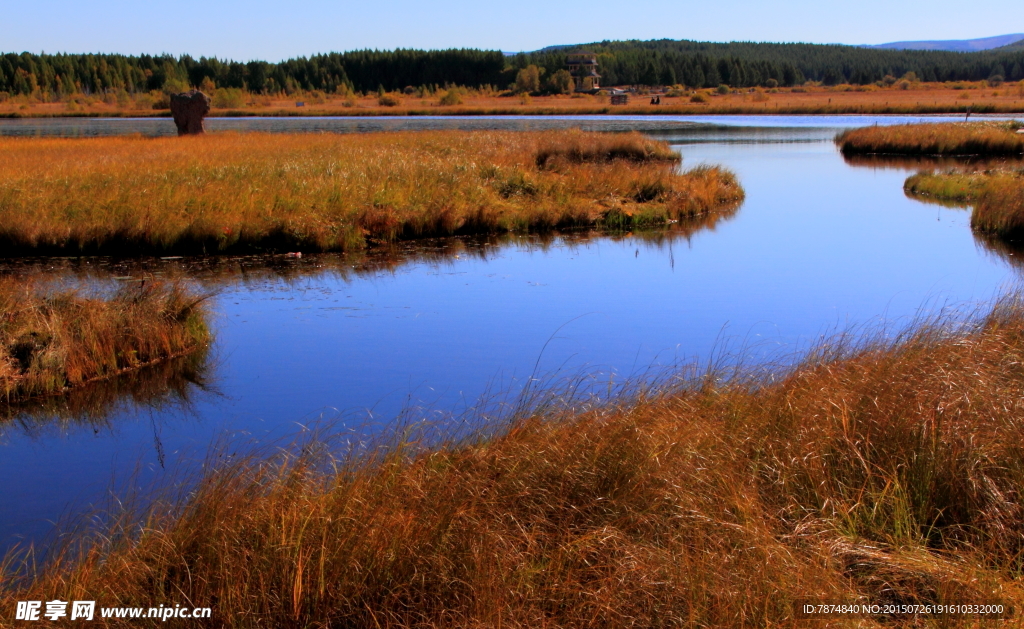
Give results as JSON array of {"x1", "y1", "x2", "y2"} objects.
[
  {"x1": 904, "y1": 170, "x2": 997, "y2": 204},
  {"x1": 972, "y1": 174, "x2": 1024, "y2": 238},
  {"x1": 0, "y1": 131, "x2": 743, "y2": 255},
  {"x1": 838, "y1": 122, "x2": 1024, "y2": 156},
  {"x1": 534, "y1": 132, "x2": 680, "y2": 167},
  {"x1": 7, "y1": 82, "x2": 1024, "y2": 117},
  {"x1": 0, "y1": 279, "x2": 211, "y2": 403},
  {"x1": 6, "y1": 297, "x2": 1024, "y2": 627}
]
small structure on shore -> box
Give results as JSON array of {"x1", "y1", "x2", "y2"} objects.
[
  {"x1": 170, "y1": 91, "x2": 212, "y2": 136},
  {"x1": 566, "y1": 53, "x2": 600, "y2": 92}
]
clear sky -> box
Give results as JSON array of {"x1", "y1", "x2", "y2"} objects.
[{"x1": 3, "y1": 0, "x2": 1022, "y2": 61}]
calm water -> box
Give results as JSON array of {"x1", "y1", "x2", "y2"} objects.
[
  {"x1": 1, "y1": 116, "x2": 1022, "y2": 551},
  {"x1": 0, "y1": 113, "x2": 1015, "y2": 137}
]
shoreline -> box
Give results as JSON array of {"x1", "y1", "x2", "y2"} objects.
[{"x1": 3, "y1": 104, "x2": 1024, "y2": 119}]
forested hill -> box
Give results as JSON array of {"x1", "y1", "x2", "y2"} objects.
[
  {"x1": 2, "y1": 39, "x2": 1023, "y2": 97},
  {"x1": 515, "y1": 40, "x2": 1024, "y2": 87}
]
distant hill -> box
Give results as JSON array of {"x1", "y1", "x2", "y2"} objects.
[
  {"x1": 994, "y1": 38, "x2": 1024, "y2": 52},
  {"x1": 865, "y1": 34, "x2": 1024, "y2": 52}
]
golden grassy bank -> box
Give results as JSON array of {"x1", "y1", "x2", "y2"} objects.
[
  {"x1": 6, "y1": 81, "x2": 1024, "y2": 117},
  {"x1": 5, "y1": 297, "x2": 1024, "y2": 627},
  {"x1": 905, "y1": 169, "x2": 1024, "y2": 239},
  {"x1": 0, "y1": 131, "x2": 743, "y2": 255},
  {"x1": 0, "y1": 280, "x2": 210, "y2": 404},
  {"x1": 838, "y1": 121, "x2": 1024, "y2": 156},
  {"x1": 904, "y1": 170, "x2": 1004, "y2": 204}
]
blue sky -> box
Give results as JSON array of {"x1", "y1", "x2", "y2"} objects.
[{"x1": 3, "y1": 0, "x2": 1022, "y2": 61}]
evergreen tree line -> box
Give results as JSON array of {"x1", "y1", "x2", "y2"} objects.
[
  {"x1": 516, "y1": 40, "x2": 1024, "y2": 87},
  {"x1": 0, "y1": 49, "x2": 506, "y2": 97},
  {"x1": 2, "y1": 40, "x2": 1023, "y2": 98}
]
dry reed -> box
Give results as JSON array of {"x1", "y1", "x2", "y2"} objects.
[
  {"x1": 972, "y1": 175, "x2": 1024, "y2": 238},
  {"x1": 5, "y1": 296, "x2": 1024, "y2": 627},
  {"x1": 0, "y1": 131, "x2": 743, "y2": 255},
  {"x1": 838, "y1": 122, "x2": 1024, "y2": 156},
  {"x1": 534, "y1": 132, "x2": 681, "y2": 167},
  {"x1": 0, "y1": 279, "x2": 211, "y2": 403}
]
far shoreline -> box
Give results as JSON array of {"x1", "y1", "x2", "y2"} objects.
[
  {"x1": 4, "y1": 105, "x2": 1024, "y2": 120},
  {"x1": 4, "y1": 83, "x2": 1024, "y2": 120}
]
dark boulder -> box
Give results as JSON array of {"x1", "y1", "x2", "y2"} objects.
[{"x1": 169, "y1": 91, "x2": 212, "y2": 136}]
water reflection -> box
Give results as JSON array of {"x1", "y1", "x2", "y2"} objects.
[
  {"x1": 843, "y1": 153, "x2": 1024, "y2": 171},
  {"x1": 0, "y1": 214, "x2": 740, "y2": 289},
  {"x1": 1, "y1": 114, "x2": 1016, "y2": 139},
  {"x1": 0, "y1": 349, "x2": 213, "y2": 437},
  {"x1": 975, "y1": 232, "x2": 1024, "y2": 270},
  {"x1": 0, "y1": 116, "x2": 714, "y2": 138},
  {"x1": 0, "y1": 213, "x2": 739, "y2": 433},
  {"x1": 902, "y1": 189, "x2": 969, "y2": 209}
]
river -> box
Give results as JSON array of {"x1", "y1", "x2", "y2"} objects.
[{"x1": 0, "y1": 114, "x2": 1020, "y2": 551}]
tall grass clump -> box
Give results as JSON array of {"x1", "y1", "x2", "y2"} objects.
[
  {"x1": 971, "y1": 174, "x2": 1024, "y2": 238},
  {"x1": 838, "y1": 121, "x2": 1024, "y2": 156},
  {"x1": 0, "y1": 130, "x2": 743, "y2": 255},
  {"x1": 534, "y1": 131, "x2": 680, "y2": 167},
  {"x1": 0, "y1": 280, "x2": 211, "y2": 403},
  {"x1": 5, "y1": 296, "x2": 1024, "y2": 626}
]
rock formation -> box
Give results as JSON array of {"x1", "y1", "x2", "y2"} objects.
[{"x1": 170, "y1": 91, "x2": 212, "y2": 135}]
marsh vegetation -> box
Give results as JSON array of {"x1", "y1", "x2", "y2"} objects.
[
  {"x1": 0, "y1": 280, "x2": 210, "y2": 405},
  {"x1": 8, "y1": 84, "x2": 1024, "y2": 118},
  {"x1": 836, "y1": 121, "x2": 1024, "y2": 241},
  {"x1": 0, "y1": 131, "x2": 743, "y2": 255},
  {"x1": 837, "y1": 121, "x2": 1024, "y2": 156},
  {"x1": 4, "y1": 296, "x2": 1024, "y2": 626},
  {"x1": 6, "y1": 121, "x2": 1023, "y2": 628}
]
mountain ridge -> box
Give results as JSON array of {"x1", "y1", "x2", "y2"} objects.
[{"x1": 865, "y1": 33, "x2": 1024, "y2": 52}]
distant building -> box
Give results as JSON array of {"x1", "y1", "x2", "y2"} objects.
[{"x1": 566, "y1": 53, "x2": 600, "y2": 92}]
